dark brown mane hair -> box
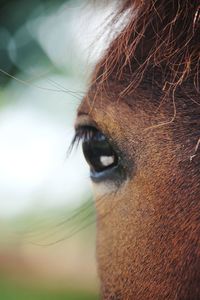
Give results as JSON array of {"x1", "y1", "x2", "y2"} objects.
[{"x1": 92, "y1": 0, "x2": 200, "y2": 100}]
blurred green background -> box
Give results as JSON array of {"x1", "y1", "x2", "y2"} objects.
[{"x1": 0, "y1": 0, "x2": 114, "y2": 298}]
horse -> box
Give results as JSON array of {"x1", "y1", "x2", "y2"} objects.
[{"x1": 74, "y1": 1, "x2": 200, "y2": 299}]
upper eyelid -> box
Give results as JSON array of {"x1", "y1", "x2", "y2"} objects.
[
  {"x1": 75, "y1": 125, "x2": 112, "y2": 143},
  {"x1": 75, "y1": 114, "x2": 97, "y2": 130},
  {"x1": 75, "y1": 115, "x2": 115, "y2": 145},
  {"x1": 75, "y1": 116, "x2": 107, "y2": 138}
]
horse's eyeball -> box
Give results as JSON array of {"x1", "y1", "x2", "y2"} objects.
[
  {"x1": 82, "y1": 129, "x2": 118, "y2": 178},
  {"x1": 74, "y1": 126, "x2": 122, "y2": 183}
]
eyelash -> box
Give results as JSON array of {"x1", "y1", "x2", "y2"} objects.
[{"x1": 69, "y1": 126, "x2": 99, "y2": 151}]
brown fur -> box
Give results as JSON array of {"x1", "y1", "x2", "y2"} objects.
[{"x1": 76, "y1": 1, "x2": 200, "y2": 299}]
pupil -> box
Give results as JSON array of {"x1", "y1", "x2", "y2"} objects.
[{"x1": 82, "y1": 131, "x2": 117, "y2": 173}]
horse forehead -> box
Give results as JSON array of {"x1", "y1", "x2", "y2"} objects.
[
  {"x1": 78, "y1": 96, "x2": 139, "y2": 140},
  {"x1": 78, "y1": 85, "x2": 154, "y2": 119}
]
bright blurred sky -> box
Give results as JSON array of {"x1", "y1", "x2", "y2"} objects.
[
  {"x1": 0, "y1": 1, "x2": 116, "y2": 217},
  {"x1": 0, "y1": 98, "x2": 90, "y2": 217}
]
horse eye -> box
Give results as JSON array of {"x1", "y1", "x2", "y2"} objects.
[
  {"x1": 82, "y1": 129, "x2": 117, "y2": 171},
  {"x1": 75, "y1": 126, "x2": 120, "y2": 182}
]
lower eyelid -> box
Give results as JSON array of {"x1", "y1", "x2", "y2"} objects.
[{"x1": 90, "y1": 165, "x2": 120, "y2": 182}]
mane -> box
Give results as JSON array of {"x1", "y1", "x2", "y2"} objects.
[{"x1": 92, "y1": 0, "x2": 200, "y2": 99}]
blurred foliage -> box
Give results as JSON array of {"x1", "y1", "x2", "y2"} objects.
[
  {"x1": 0, "y1": 276, "x2": 98, "y2": 300},
  {"x1": 0, "y1": 1, "x2": 99, "y2": 299},
  {"x1": 0, "y1": 0, "x2": 69, "y2": 85},
  {"x1": 9, "y1": 198, "x2": 96, "y2": 245}
]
